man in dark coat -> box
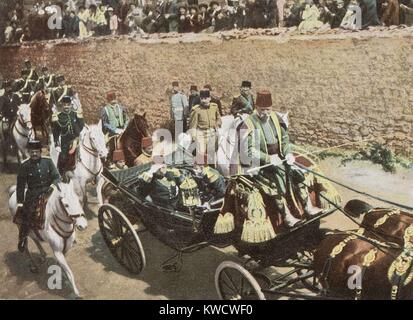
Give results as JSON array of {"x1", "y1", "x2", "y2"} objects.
[{"x1": 15, "y1": 140, "x2": 61, "y2": 252}]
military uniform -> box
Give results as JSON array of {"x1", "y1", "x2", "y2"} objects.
[
  {"x1": 188, "y1": 101, "x2": 222, "y2": 163},
  {"x1": 35, "y1": 73, "x2": 56, "y2": 91},
  {"x1": 16, "y1": 148, "x2": 61, "y2": 251},
  {"x1": 51, "y1": 110, "x2": 85, "y2": 176},
  {"x1": 14, "y1": 76, "x2": 36, "y2": 104},
  {"x1": 230, "y1": 93, "x2": 255, "y2": 116},
  {"x1": 134, "y1": 150, "x2": 153, "y2": 166},
  {"x1": 101, "y1": 102, "x2": 129, "y2": 137},
  {"x1": 49, "y1": 85, "x2": 75, "y2": 110},
  {"x1": 195, "y1": 165, "x2": 226, "y2": 202}
]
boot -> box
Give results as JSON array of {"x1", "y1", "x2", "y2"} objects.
[
  {"x1": 283, "y1": 206, "x2": 301, "y2": 228},
  {"x1": 18, "y1": 225, "x2": 29, "y2": 253},
  {"x1": 305, "y1": 195, "x2": 323, "y2": 217}
]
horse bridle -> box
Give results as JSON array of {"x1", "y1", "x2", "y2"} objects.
[
  {"x1": 79, "y1": 130, "x2": 103, "y2": 176},
  {"x1": 14, "y1": 112, "x2": 34, "y2": 139},
  {"x1": 133, "y1": 117, "x2": 150, "y2": 140}
]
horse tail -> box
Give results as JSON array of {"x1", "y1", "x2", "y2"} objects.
[
  {"x1": 8, "y1": 185, "x2": 16, "y2": 197},
  {"x1": 344, "y1": 199, "x2": 373, "y2": 218}
]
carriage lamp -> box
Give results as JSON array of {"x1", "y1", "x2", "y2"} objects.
[{"x1": 180, "y1": 177, "x2": 201, "y2": 207}]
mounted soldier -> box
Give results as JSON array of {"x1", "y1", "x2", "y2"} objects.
[
  {"x1": 0, "y1": 80, "x2": 22, "y2": 149},
  {"x1": 21, "y1": 59, "x2": 39, "y2": 82},
  {"x1": 231, "y1": 90, "x2": 321, "y2": 228},
  {"x1": 49, "y1": 75, "x2": 75, "y2": 113},
  {"x1": 100, "y1": 90, "x2": 130, "y2": 138},
  {"x1": 15, "y1": 140, "x2": 61, "y2": 252},
  {"x1": 230, "y1": 80, "x2": 255, "y2": 117},
  {"x1": 34, "y1": 66, "x2": 56, "y2": 91},
  {"x1": 14, "y1": 69, "x2": 36, "y2": 104},
  {"x1": 51, "y1": 96, "x2": 85, "y2": 179}
]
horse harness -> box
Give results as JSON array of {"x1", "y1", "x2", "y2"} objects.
[
  {"x1": 77, "y1": 133, "x2": 103, "y2": 177},
  {"x1": 12, "y1": 112, "x2": 33, "y2": 139},
  {"x1": 50, "y1": 198, "x2": 85, "y2": 254}
]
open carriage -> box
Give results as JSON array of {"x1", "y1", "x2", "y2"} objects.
[{"x1": 98, "y1": 155, "x2": 341, "y2": 300}]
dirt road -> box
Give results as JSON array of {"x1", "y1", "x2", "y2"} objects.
[{"x1": 0, "y1": 158, "x2": 412, "y2": 300}]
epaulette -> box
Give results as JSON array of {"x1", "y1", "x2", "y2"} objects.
[
  {"x1": 51, "y1": 113, "x2": 58, "y2": 122},
  {"x1": 192, "y1": 104, "x2": 200, "y2": 111}
]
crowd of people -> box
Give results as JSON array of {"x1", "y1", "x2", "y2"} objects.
[{"x1": 1, "y1": 0, "x2": 413, "y2": 44}]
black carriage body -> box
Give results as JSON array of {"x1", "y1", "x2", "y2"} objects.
[{"x1": 102, "y1": 165, "x2": 231, "y2": 250}]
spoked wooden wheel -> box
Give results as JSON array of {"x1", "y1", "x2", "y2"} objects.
[
  {"x1": 98, "y1": 204, "x2": 146, "y2": 274},
  {"x1": 295, "y1": 250, "x2": 322, "y2": 293},
  {"x1": 215, "y1": 261, "x2": 266, "y2": 300}
]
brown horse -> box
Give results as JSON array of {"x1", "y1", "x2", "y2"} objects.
[
  {"x1": 107, "y1": 113, "x2": 151, "y2": 167},
  {"x1": 344, "y1": 199, "x2": 413, "y2": 246},
  {"x1": 313, "y1": 227, "x2": 413, "y2": 299},
  {"x1": 29, "y1": 90, "x2": 52, "y2": 144}
]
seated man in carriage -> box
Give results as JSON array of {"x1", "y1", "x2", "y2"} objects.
[
  {"x1": 229, "y1": 90, "x2": 322, "y2": 230},
  {"x1": 51, "y1": 96, "x2": 85, "y2": 179},
  {"x1": 134, "y1": 161, "x2": 226, "y2": 211}
]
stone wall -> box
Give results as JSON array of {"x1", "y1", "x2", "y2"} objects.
[{"x1": 1, "y1": 32, "x2": 412, "y2": 155}]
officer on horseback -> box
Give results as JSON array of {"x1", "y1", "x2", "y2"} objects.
[
  {"x1": 0, "y1": 80, "x2": 21, "y2": 148},
  {"x1": 14, "y1": 70, "x2": 36, "y2": 104},
  {"x1": 15, "y1": 140, "x2": 61, "y2": 252},
  {"x1": 100, "y1": 91, "x2": 129, "y2": 137},
  {"x1": 21, "y1": 59, "x2": 39, "y2": 81},
  {"x1": 233, "y1": 90, "x2": 322, "y2": 228},
  {"x1": 51, "y1": 96, "x2": 85, "y2": 178},
  {"x1": 35, "y1": 66, "x2": 56, "y2": 91},
  {"x1": 49, "y1": 75, "x2": 75, "y2": 112}
]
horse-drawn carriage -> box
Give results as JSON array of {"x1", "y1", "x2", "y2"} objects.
[{"x1": 97, "y1": 155, "x2": 351, "y2": 300}]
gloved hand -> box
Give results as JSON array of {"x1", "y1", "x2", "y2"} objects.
[
  {"x1": 270, "y1": 154, "x2": 283, "y2": 167},
  {"x1": 285, "y1": 153, "x2": 296, "y2": 166},
  {"x1": 55, "y1": 146, "x2": 61, "y2": 153}
]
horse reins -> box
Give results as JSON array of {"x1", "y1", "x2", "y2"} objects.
[
  {"x1": 13, "y1": 113, "x2": 34, "y2": 139},
  {"x1": 78, "y1": 132, "x2": 103, "y2": 177}
]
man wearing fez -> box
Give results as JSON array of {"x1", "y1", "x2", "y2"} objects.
[
  {"x1": 101, "y1": 90, "x2": 130, "y2": 137},
  {"x1": 234, "y1": 90, "x2": 321, "y2": 228},
  {"x1": 15, "y1": 140, "x2": 61, "y2": 252},
  {"x1": 231, "y1": 80, "x2": 255, "y2": 116},
  {"x1": 188, "y1": 89, "x2": 221, "y2": 165},
  {"x1": 134, "y1": 136, "x2": 154, "y2": 166},
  {"x1": 170, "y1": 81, "x2": 189, "y2": 132}
]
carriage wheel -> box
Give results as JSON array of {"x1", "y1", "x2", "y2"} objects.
[
  {"x1": 215, "y1": 261, "x2": 266, "y2": 300},
  {"x1": 98, "y1": 204, "x2": 146, "y2": 274},
  {"x1": 295, "y1": 250, "x2": 322, "y2": 293}
]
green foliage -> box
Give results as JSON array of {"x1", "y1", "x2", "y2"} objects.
[{"x1": 340, "y1": 142, "x2": 402, "y2": 173}]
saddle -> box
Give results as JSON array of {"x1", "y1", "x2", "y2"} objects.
[{"x1": 13, "y1": 192, "x2": 50, "y2": 230}]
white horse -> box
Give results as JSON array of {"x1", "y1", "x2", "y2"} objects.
[
  {"x1": 12, "y1": 104, "x2": 35, "y2": 162},
  {"x1": 8, "y1": 180, "x2": 87, "y2": 298},
  {"x1": 50, "y1": 121, "x2": 108, "y2": 207}
]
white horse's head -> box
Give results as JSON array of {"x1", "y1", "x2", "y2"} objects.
[
  {"x1": 17, "y1": 104, "x2": 33, "y2": 131},
  {"x1": 58, "y1": 180, "x2": 88, "y2": 231},
  {"x1": 82, "y1": 121, "x2": 108, "y2": 160}
]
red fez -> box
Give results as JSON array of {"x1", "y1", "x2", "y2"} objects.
[
  {"x1": 172, "y1": 81, "x2": 179, "y2": 87},
  {"x1": 190, "y1": 85, "x2": 198, "y2": 91},
  {"x1": 106, "y1": 91, "x2": 116, "y2": 101},
  {"x1": 256, "y1": 90, "x2": 273, "y2": 108}
]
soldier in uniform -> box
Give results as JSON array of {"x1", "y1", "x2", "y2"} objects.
[
  {"x1": 188, "y1": 89, "x2": 222, "y2": 165},
  {"x1": 34, "y1": 66, "x2": 56, "y2": 91},
  {"x1": 52, "y1": 96, "x2": 85, "y2": 178},
  {"x1": 204, "y1": 84, "x2": 223, "y2": 116},
  {"x1": 21, "y1": 59, "x2": 39, "y2": 82},
  {"x1": 170, "y1": 81, "x2": 189, "y2": 133},
  {"x1": 15, "y1": 140, "x2": 61, "y2": 252},
  {"x1": 100, "y1": 91, "x2": 130, "y2": 137},
  {"x1": 230, "y1": 80, "x2": 255, "y2": 116},
  {"x1": 14, "y1": 69, "x2": 36, "y2": 104},
  {"x1": 49, "y1": 75, "x2": 75, "y2": 112},
  {"x1": 0, "y1": 80, "x2": 21, "y2": 123},
  {"x1": 233, "y1": 90, "x2": 321, "y2": 228}
]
